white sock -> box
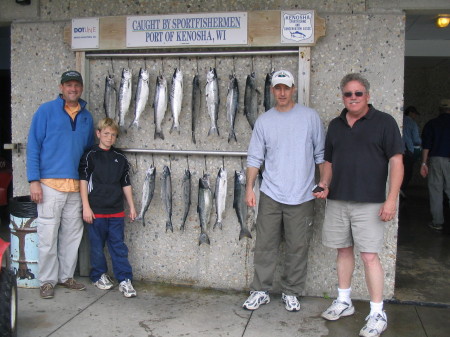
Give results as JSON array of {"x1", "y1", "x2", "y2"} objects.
[
  {"x1": 337, "y1": 287, "x2": 352, "y2": 305},
  {"x1": 369, "y1": 301, "x2": 384, "y2": 316}
]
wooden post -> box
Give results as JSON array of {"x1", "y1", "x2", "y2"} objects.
[{"x1": 298, "y1": 47, "x2": 311, "y2": 107}]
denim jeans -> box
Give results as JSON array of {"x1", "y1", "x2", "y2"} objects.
[{"x1": 88, "y1": 217, "x2": 132, "y2": 283}]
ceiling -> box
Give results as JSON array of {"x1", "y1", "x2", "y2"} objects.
[{"x1": 405, "y1": 10, "x2": 450, "y2": 64}]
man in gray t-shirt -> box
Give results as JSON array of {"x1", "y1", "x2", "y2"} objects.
[{"x1": 242, "y1": 70, "x2": 326, "y2": 312}]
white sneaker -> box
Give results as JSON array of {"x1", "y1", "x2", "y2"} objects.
[
  {"x1": 281, "y1": 293, "x2": 300, "y2": 312},
  {"x1": 242, "y1": 291, "x2": 270, "y2": 310},
  {"x1": 93, "y1": 273, "x2": 113, "y2": 290},
  {"x1": 119, "y1": 279, "x2": 137, "y2": 298},
  {"x1": 359, "y1": 312, "x2": 388, "y2": 337},
  {"x1": 321, "y1": 299, "x2": 355, "y2": 320}
]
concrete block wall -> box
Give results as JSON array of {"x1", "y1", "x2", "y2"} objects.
[{"x1": 10, "y1": 0, "x2": 407, "y2": 300}]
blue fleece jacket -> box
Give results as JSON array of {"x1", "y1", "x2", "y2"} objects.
[{"x1": 27, "y1": 95, "x2": 94, "y2": 182}]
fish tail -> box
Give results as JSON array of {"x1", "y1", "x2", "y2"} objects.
[
  {"x1": 166, "y1": 221, "x2": 173, "y2": 233},
  {"x1": 228, "y1": 130, "x2": 237, "y2": 143},
  {"x1": 129, "y1": 119, "x2": 138, "y2": 129},
  {"x1": 208, "y1": 126, "x2": 219, "y2": 136},
  {"x1": 170, "y1": 122, "x2": 180, "y2": 134},
  {"x1": 154, "y1": 129, "x2": 165, "y2": 140},
  {"x1": 213, "y1": 220, "x2": 223, "y2": 230},
  {"x1": 198, "y1": 232, "x2": 211, "y2": 245},
  {"x1": 239, "y1": 227, "x2": 253, "y2": 240}
]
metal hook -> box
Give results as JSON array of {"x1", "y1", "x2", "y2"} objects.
[
  {"x1": 186, "y1": 156, "x2": 190, "y2": 170},
  {"x1": 222, "y1": 156, "x2": 225, "y2": 169},
  {"x1": 204, "y1": 155, "x2": 208, "y2": 173}
]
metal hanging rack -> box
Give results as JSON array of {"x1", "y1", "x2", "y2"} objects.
[
  {"x1": 85, "y1": 49, "x2": 298, "y2": 59},
  {"x1": 120, "y1": 148, "x2": 247, "y2": 157}
]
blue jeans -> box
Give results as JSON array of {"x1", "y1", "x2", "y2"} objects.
[{"x1": 88, "y1": 217, "x2": 132, "y2": 283}]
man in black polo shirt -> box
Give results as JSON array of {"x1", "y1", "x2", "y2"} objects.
[{"x1": 314, "y1": 73, "x2": 403, "y2": 337}]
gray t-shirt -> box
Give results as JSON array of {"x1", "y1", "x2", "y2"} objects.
[{"x1": 247, "y1": 103, "x2": 325, "y2": 205}]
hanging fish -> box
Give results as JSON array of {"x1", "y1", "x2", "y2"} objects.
[
  {"x1": 197, "y1": 173, "x2": 212, "y2": 245},
  {"x1": 191, "y1": 75, "x2": 201, "y2": 144},
  {"x1": 103, "y1": 74, "x2": 117, "y2": 119},
  {"x1": 233, "y1": 170, "x2": 252, "y2": 240},
  {"x1": 213, "y1": 167, "x2": 227, "y2": 230},
  {"x1": 136, "y1": 165, "x2": 156, "y2": 226},
  {"x1": 129, "y1": 68, "x2": 149, "y2": 129},
  {"x1": 244, "y1": 72, "x2": 258, "y2": 130},
  {"x1": 264, "y1": 71, "x2": 274, "y2": 112},
  {"x1": 161, "y1": 165, "x2": 173, "y2": 232},
  {"x1": 117, "y1": 68, "x2": 132, "y2": 128},
  {"x1": 226, "y1": 74, "x2": 239, "y2": 143},
  {"x1": 153, "y1": 75, "x2": 168, "y2": 140},
  {"x1": 205, "y1": 68, "x2": 219, "y2": 136},
  {"x1": 170, "y1": 68, "x2": 183, "y2": 134},
  {"x1": 180, "y1": 168, "x2": 191, "y2": 232}
]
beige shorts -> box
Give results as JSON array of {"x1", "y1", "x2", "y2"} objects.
[{"x1": 322, "y1": 199, "x2": 385, "y2": 253}]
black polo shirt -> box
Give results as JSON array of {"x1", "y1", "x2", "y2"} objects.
[{"x1": 325, "y1": 105, "x2": 404, "y2": 203}]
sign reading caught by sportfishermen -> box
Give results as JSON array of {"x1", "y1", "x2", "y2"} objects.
[
  {"x1": 281, "y1": 11, "x2": 315, "y2": 44},
  {"x1": 126, "y1": 12, "x2": 248, "y2": 47}
]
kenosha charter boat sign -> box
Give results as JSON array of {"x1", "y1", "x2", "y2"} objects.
[{"x1": 281, "y1": 11, "x2": 315, "y2": 44}]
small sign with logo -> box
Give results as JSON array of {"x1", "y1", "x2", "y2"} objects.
[
  {"x1": 72, "y1": 18, "x2": 100, "y2": 49},
  {"x1": 281, "y1": 11, "x2": 314, "y2": 44}
]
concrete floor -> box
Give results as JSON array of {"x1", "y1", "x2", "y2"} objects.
[
  {"x1": 2, "y1": 184, "x2": 450, "y2": 336},
  {"x1": 395, "y1": 185, "x2": 450, "y2": 305}
]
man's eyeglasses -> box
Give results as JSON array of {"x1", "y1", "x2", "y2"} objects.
[{"x1": 343, "y1": 91, "x2": 365, "y2": 98}]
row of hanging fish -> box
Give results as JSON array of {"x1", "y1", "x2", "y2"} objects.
[
  {"x1": 135, "y1": 165, "x2": 261, "y2": 245},
  {"x1": 103, "y1": 67, "x2": 276, "y2": 143}
]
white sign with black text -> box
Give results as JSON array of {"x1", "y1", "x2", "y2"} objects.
[
  {"x1": 281, "y1": 11, "x2": 315, "y2": 44},
  {"x1": 126, "y1": 12, "x2": 248, "y2": 47}
]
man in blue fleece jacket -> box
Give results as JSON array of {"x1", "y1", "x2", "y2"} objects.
[{"x1": 26, "y1": 70, "x2": 94, "y2": 299}]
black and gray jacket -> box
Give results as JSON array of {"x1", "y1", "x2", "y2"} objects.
[{"x1": 79, "y1": 144, "x2": 131, "y2": 214}]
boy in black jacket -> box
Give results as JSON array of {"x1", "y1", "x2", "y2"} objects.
[{"x1": 79, "y1": 118, "x2": 137, "y2": 297}]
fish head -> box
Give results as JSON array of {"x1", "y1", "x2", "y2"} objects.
[
  {"x1": 173, "y1": 68, "x2": 183, "y2": 81},
  {"x1": 206, "y1": 68, "x2": 216, "y2": 82},
  {"x1": 122, "y1": 68, "x2": 132, "y2": 80},
  {"x1": 162, "y1": 165, "x2": 171, "y2": 177},
  {"x1": 146, "y1": 165, "x2": 156, "y2": 177},
  {"x1": 235, "y1": 170, "x2": 246, "y2": 185},
  {"x1": 199, "y1": 173, "x2": 211, "y2": 189},
  {"x1": 184, "y1": 169, "x2": 191, "y2": 179},
  {"x1": 193, "y1": 75, "x2": 199, "y2": 86},
  {"x1": 139, "y1": 68, "x2": 150, "y2": 81},
  {"x1": 218, "y1": 167, "x2": 227, "y2": 179}
]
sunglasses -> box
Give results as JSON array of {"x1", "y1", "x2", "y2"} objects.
[{"x1": 343, "y1": 91, "x2": 365, "y2": 98}]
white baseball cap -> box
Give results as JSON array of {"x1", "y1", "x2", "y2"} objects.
[{"x1": 271, "y1": 70, "x2": 295, "y2": 87}]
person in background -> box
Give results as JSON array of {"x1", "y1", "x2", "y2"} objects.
[
  {"x1": 317, "y1": 73, "x2": 404, "y2": 337},
  {"x1": 420, "y1": 99, "x2": 450, "y2": 232},
  {"x1": 27, "y1": 70, "x2": 94, "y2": 299},
  {"x1": 401, "y1": 106, "x2": 421, "y2": 197},
  {"x1": 243, "y1": 70, "x2": 326, "y2": 312},
  {"x1": 79, "y1": 117, "x2": 137, "y2": 298}
]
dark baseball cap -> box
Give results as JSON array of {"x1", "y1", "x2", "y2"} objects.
[{"x1": 61, "y1": 70, "x2": 83, "y2": 85}]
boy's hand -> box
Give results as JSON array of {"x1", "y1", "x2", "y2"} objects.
[
  {"x1": 128, "y1": 207, "x2": 137, "y2": 222},
  {"x1": 83, "y1": 207, "x2": 95, "y2": 224}
]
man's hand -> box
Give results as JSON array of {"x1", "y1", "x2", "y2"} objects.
[
  {"x1": 420, "y1": 163, "x2": 428, "y2": 178},
  {"x1": 246, "y1": 188, "x2": 256, "y2": 207},
  {"x1": 30, "y1": 181, "x2": 43, "y2": 203},
  {"x1": 313, "y1": 183, "x2": 329, "y2": 199},
  {"x1": 378, "y1": 199, "x2": 397, "y2": 222}
]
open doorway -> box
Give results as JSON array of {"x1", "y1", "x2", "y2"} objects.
[{"x1": 395, "y1": 11, "x2": 450, "y2": 305}]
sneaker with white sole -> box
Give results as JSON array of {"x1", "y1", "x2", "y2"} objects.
[
  {"x1": 242, "y1": 291, "x2": 270, "y2": 310},
  {"x1": 93, "y1": 273, "x2": 114, "y2": 290},
  {"x1": 321, "y1": 299, "x2": 355, "y2": 320},
  {"x1": 119, "y1": 279, "x2": 137, "y2": 298},
  {"x1": 281, "y1": 293, "x2": 300, "y2": 312},
  {"x1": 359, "y1": 312, "x2": 387, "y2": 337}
]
